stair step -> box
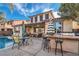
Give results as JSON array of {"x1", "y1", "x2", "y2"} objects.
[{"x1": 47, "y1": 22, "x2": 55, "y2": 34}]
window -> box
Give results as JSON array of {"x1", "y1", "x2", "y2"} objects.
[
  {"x1": 77, "y1": 22, "x2": 79, "y2": 25},
  {"x1": 57, "y1": 27, "x2": 61, "y2": 33},
  {"x1": 31, "y1": 17, "x2": 33, "y2": 23},
  {"x1": 35, "y1": 16, "x2": 37, "y2": 22},
  {"x1": 1, "y1": 24, "x2": 3, "y2": 25},
  {"x1": 40, "y1": 15, "x2": 43, "y2": 21},
  {"x1": 7, "y1": 29, "x2": 12, "y2": 31},
  {"x1": 1, "y1": 29, "x2": 4, "y2": 31},
  {"x1": 34, "y1": 28, "x2": 36, "y2": 32},
  {"x1": 45, "y1": 13, "x2": 49, "y2": 19},
  {"x1": 16, "y1": 27, "x2": 20, "y2": 31},
  {"x1": 7, "y1": 22, "x2": 10, "y2": 24},
  {"x1": 7, "y1": 21, "x2": 12, "y2": 25}
]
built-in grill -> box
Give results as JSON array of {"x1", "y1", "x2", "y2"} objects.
[
  {"x1": 75, "y1": 32, "x2": 79, "y2": 36},
  {"x1": 73, "y1": 29, "x2": 79, "y2": 36}
]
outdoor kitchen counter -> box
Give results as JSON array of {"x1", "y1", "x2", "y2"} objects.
[
  {"x1": 47, "y1": 35, "x2": 79, "y2": 40},
  {"x1": 47, "y1": 35, "x2": 79, "y2": 55}
]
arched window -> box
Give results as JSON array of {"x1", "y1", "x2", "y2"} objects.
[
  {"x1": 40, "y1": 15, "x2": 43, "y2": 21},
  {"x1": 31, "y1": 17, "x2": 33, "y2": 23},
  {"x1": 35, "y1": 16, "x2": 37, "y2": 22}
]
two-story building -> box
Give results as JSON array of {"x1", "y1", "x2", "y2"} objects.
[
  {"x1": 25, "y1": 10, "x2": 57, "y2": 36},
  {"x1": 0, "y1": 20, "x2": 13, "y2": 36},
  {"x1": 0, "y1": 20, "x2": 31, "y2": 36},
  {"x1": 61, "y1": 18, "x2": 79, "y2": 35}
]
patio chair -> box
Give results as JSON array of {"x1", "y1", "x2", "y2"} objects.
[
  {"x1": 42, "y1": 37, "x2": 51, "y2": 52},
  {"x1": 28, "y1": 37, "x2": 33, "y2": 46},
  {"x1": 22, "y1": 37, "x2": 29, "y2": 46},
  {"x1": 38, "y1": 33, "x2": 43, "y2": 38},
  {"x1": 22, "y1": 33, "x2": 30, "y2": 46},
  {"x1": 12, "y1": 35, "x2": 21, "y2": 49}
]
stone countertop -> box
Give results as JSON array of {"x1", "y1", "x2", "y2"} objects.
[{"x1": 46, "y1": 35, "x2": 79, "y2": 40}]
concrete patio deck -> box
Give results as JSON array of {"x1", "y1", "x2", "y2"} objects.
[{"x1": 0, "y1": 38, "x2": 78, "y2": 56}]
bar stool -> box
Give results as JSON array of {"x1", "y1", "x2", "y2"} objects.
[
  {"x1": 47, "y1": 38, "x2": 51, "y2": 52},
  {"x1": 55, "y1": 39, "x2": 63, "y2": 56},
  {"x1": 42, "y1": 37, "x2": 51, "y2": 52}
]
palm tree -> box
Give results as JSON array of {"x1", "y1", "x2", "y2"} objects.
[
  {"x1": 0, "y1": 16, "x2": 3, "y2": 20},
  {"x1": 0, "y1": 12, "x2": 4, "y2": 19},
  {"x1": 0, "y1": 3, "x2": 14, "y2": 25},
  {"x1": 0, "y1": 12, "x2": 6, "y2": 23}
]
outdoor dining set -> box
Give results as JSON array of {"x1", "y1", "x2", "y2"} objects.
[{"x1": 11, "y1": 33, "x2": 32, "y2": 49}]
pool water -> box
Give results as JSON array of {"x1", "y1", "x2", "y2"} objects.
[{"x1": 0, "y1": 36, "x2": 13, "y2": 49}]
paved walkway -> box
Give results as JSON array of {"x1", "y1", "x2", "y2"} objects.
[{"x1": 0, "y1": 38, "x2": 78, "y2": 56}]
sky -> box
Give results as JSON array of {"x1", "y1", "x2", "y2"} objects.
[{"x1": 0, "y1": 3, "x2": 61, "y2": 20}]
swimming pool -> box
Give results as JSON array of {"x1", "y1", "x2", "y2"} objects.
[{"x1": 0, "y1": 36, "x2": 13, "y2": 49}]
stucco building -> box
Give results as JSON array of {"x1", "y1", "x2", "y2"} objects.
[
  {"x1": 25, "y1": 11, "x2": 56, "y2": 36},
  {"x1": 0, "y1": 21, "x2": 13, "y2": 36},
  {"x1": 12, "y1": 20, "x2": 31, "y2": 37}
]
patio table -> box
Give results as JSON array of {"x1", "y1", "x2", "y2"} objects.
[{"x1": 46, "y1": 35, "x2": 79, "y2": 55}]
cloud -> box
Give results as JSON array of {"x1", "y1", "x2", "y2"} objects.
[
  {"x1": 29, "y1": 8, "x2": 35, "y2": 13},
  {"x1": 30, "y1": 8, "x2": 35, "y2": 13},
  {"x1": 14, "y1": 3, "x2": 40, "y2": 17},
  {"x1": 53, "y1": 11, "x2": 61, "y2": 18},
  {"x1": 14, "y1": 3, "x2": 56, "y2": 17},
  {"x1": 43, "y1": 8, "x2": 53, "y2": 12},
  {"x1": 28, "y1": 4, "x2": 41, "y2": 13},
  {"x1": 41, "y1": 3, "x2": 55, "y2": 12},
  {"x1": 14, "y1": 3, "x2": 27, "y2": 17}
]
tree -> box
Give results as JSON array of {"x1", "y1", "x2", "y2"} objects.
[
  {"x1": 59, "y1": 3, "x2": 79, "y2": 20},
  {"x1": 0, "y1": 12, "x2": 4, "y2": 19},
  {"x1": 0, "y1": 3, "x2": 14, "y2": 23},
  {"x1": 0, "y1": 12, "x2": 6, "y2": 22},
  {"x1": 0, "y1": 16, "x2": 3, "y2": 20}
]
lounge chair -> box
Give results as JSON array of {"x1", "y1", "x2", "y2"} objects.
[
  {"x1": 22, "y1": 33, "x2": 30, "y2": 46},
  {"x1": 12, "y1": 35, "x2": 21, "y2": 49}
]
